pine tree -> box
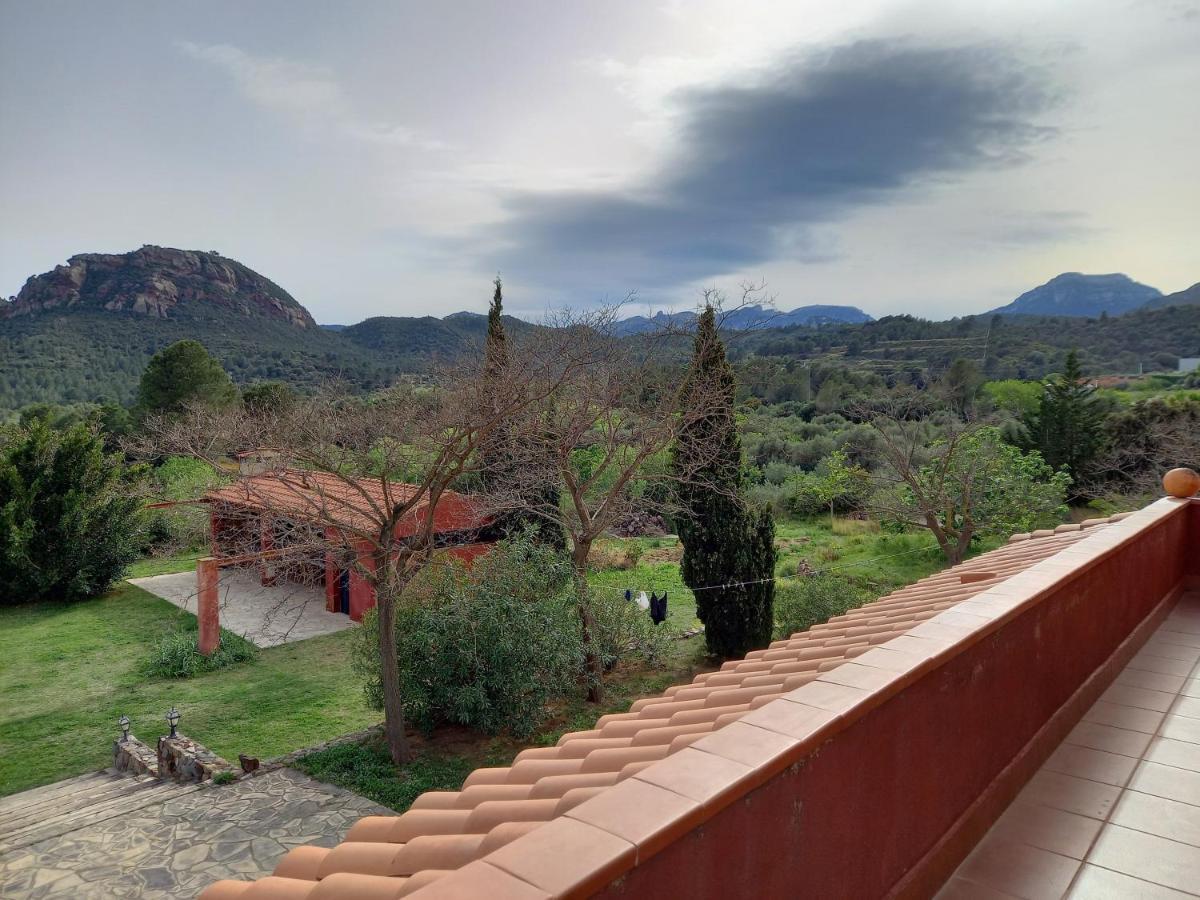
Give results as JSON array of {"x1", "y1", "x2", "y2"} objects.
[
  {"x1": 478, "y1": 278, "x2": 566, "y2": 549},
  {"x1": 673, "y1": 306, "x2": 776, "y2": 658},
  {"x1": 1022, "y1": 349, "x2": 1105, "y2": 495},
  {"x1": 134, "y1": 340, "x2": 238, "y2": 420}
]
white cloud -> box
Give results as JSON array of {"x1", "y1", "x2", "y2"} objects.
[{"x1": 177, "y1": 41, "x2": 444, "y2": 151}]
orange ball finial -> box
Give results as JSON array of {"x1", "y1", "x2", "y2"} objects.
[{"x1": 1162, "y1": 467, "x2": 1200, "y2": 498}]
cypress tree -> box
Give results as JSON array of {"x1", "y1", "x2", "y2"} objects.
[
  {"x1": 673, "y1": 306, "x2": 776, "y2": 658},
  {"x1": 479, "y1": 278, "x2": 566, "y2": 549}
]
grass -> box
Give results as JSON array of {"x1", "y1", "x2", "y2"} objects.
[
  {"x1": 3, "y1": 517, "x2": 981, "y2": 802},
  {"x1": 126, "y1": 550, "x2": 204, "y2": 579},
  {"x1": 0, "y1": 582, "x2": 378, "y2": 797}
]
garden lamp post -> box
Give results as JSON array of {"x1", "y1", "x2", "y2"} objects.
[
  {"x1": 166, "y1": 707, "x2": 181, "y2": 739},
  {"x1": 119, "y1": 714, "x2": 130, "y2": 741}
]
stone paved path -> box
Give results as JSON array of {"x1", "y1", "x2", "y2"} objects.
[
  {"x1": 0, "y1": 769, "x2": 390, "y2": 899},
  {"x1": 129, "y1": 570, "x2": 356, "y2": 647}
]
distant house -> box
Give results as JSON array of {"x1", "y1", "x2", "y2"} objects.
[
  {"x1": 204, "y1": 469, "x2": 492, "y2": 621},
  {"x1": 1179, "y1": 357, "x2": 1200, "y2": 373}
]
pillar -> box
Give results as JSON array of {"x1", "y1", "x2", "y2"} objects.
[{"x1": 197, "y1": 557, "x2": 221, "y2": 656}]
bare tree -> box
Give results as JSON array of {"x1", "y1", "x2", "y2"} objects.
[
  {"x1": 133, "y1": 332, "x2": 596, "y2": 764},
  {"x1": 505, "y1": 306, "x2": 733, "y2": 701}
]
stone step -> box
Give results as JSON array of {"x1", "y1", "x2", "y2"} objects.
[
  {"x1": 0, "y1": 770, "x2": 116, "y2": 818},
  {"x1": 0, "y1": 772, "x2": 161, "y2": 834},
  {"x1": 0, "y1": 779, "x2": 201, "y2": 855}
]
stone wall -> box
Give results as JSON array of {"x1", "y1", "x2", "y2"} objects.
[
  {"x1": 157, "y1": 734, "x2": 232, "y2": 783},
  {"x1": 113, "y1": 735, "x2": 159, "y2": 777}
]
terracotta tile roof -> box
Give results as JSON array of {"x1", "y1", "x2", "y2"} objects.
[
  {"x1": 205, "y1": 470, "x2": 485, "y2": 536},
  {"x1": 199, "y1": 516, "x2": 1130, "y2": 900}
]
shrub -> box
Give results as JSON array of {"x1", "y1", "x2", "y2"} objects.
[
  {"x1": 212, "y1": 770, "x2": 238, "y2": 786},
  {"x1": 774, "y1": 573, "x2": 869, "y2": 639},
  {"x1": 0, "y1": 420, "x2": 143, "y2": 605},
  {"x1": 589, "y1": 588, "x2": 671, "y2": 672},
  {"x1": 142, "y1": 627, "x2": 258, "y2": 678},
  {"x1": 355, "y1": 537, "x2": 584, "y2": 738}
]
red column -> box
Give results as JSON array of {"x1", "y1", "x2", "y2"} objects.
[
  {"x1": 197, "y1": 557, "x2": 221, "y2": 656},
  {"x1": 259, "y1": 514, "x2": 276, "y2": 586}
]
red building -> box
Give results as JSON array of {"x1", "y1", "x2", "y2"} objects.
[{"x1": 205, "y1": 469, "x2": 492, "y2": 621}]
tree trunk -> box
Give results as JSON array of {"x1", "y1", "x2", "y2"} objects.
[
  {"x1": 374, "y1": 569, "x2": 410, "y2": 765},
  {"x1": 571, "y1": 539, "x2": 604, "y2": 703}
]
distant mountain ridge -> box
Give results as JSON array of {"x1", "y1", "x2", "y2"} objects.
[
  {"x1": 1142, "y1": 282, "x2": 1200, "y2": 310},
  {"x1": 611, "y1": 304, "x2": 873, "y2": 335},
  {"x1": 2, "y1": 245, "x2": 315, "y2": 329},
  {"x1": 987, "y1": 273, "x2": 1162, "y2": 318}
]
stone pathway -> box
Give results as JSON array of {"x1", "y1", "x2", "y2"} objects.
[
  {"x1": 0, "y1": 769, "x2": 390, "y2": 899},
  {"x1": 129, "y1": 570, "x2": 356, "y2": 647}
]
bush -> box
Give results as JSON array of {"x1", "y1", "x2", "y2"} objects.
[
  {"x1": 589, "y1": 588, "x2": 671, "y2": 673},
  {"x1": 774, "y1": 573, "x2": 869, "y2": 639},
  {"x1": 142, "y1": 628, "x2": 258, "y2": 678},
  {"x1": 355, "y1": 537, "x2": 584, "y2": 738},
  {"x1": 0, "y1": 420, "x2": 143, "y2": 605}
]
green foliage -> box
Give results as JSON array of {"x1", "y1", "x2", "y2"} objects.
[
  {"x1": 135, "y1": 339, "x2": 239, "y2": 419},
  {"x1": 143, "y1": 456, "x2": 226, "y2": 552},
  {"x1": 674, "y1": 306, "x2": 775, "y2": 658},
  {"x1": 588, "y1": 588, "x2": 671, "y2": 671},
  {"x1": 212, "y1": 770, "x2": 238, "y2": 785},
  {"x1": 880, "y1": 426, "x2": 1070, "y2": 560},
  {"x1": 783, "y1": 449, "x2": 871, "y2": 518},
  {"x1": 240, "y1": 380, "x2": 297, "y2": 413},
  {"x1": 0, "y1": 421, "x2": 143, "y2": 605},
  {"x1": 1021, "y1": 350, "x2": 1106, "y2": 493},
  {"x1": 983, "y1": 379, "x2": 1042, "y2": 418},
  {"x1": 774, "y1": 573, "x2": 870, "y2": 639},
  {"x1": 141, "y1": 627, "x2": 258, "y2": 678},
  {"x1": 355, "y1": 538, "x2": 584, "y2": 737}
]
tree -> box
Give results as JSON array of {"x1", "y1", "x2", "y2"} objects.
[
  {"x1": 1021, "y1": 350, "x2": 1105, "y2": 495},
  {"x1": 137, "y1": 333, "x2": 587, "y2": 764},
  {"x1": 673, "y1": 302, "x2": 776, "y2": 659},
  {"x1": 867, "y1": 401, "x2": 1069, "y2": 564},
  {"x1": 940, "y1": 358, "x2": 985, "y2": 414},
  {"x1": 0, "y1": 420, "x2": 142, "y2": 604},
  {"x1": 241, "y1": 381, "x2": 297, "y2": 413},
  {"x1": 504, "y1": 306, "x2": 729, "y2": 697},
  {"x1": 135, "y1": 340, "x2": 238, "y2": 420},
  {"x1": 477, "y1": 278, "x2": 566, "y2": 549}
]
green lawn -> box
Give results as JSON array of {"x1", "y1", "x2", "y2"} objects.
[
  {"x1": 0, "y1": 583, "x2": 377, "y2": 797},
  {"x1": 2, "y1": 519, "x2": 983, "y2": 800}
]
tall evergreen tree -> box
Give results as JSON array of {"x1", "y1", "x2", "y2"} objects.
[
  {"x1": 1021, "y1": 349, "x2": 1105, "y2": 495},
  {"x1": 478, "y1": 278, "x2": 566, "y2": 549},
  {"x1": 134, "y1": 339, "x2": 238, "y2": 420},
  {"x1": 673, "y1": 306, "x2": 776, "y2": 658}
]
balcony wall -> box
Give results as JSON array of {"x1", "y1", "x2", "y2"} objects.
[{"x1": 588, "y1": 498, "x2": 1197, "y2": 900}]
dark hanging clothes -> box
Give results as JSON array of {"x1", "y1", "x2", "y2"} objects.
[
  {"x1": 650, "y1": 591, "x2": 668, "y2": 625},
  {"x1": 625, "y1": 588, "x2": 632, "y2": 602}
]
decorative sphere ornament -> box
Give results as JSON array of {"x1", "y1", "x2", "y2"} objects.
[{"x1": 1162, "y1": 467, "x2": 1200, "y2": 498}]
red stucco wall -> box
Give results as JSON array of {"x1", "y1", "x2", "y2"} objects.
[{"x1": 597, "y1": 502, "x2": 1195, "y2": 900}]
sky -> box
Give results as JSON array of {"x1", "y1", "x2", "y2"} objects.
[{"x1": 1, "y1": 0, "x2": 1197, "y2": 324}]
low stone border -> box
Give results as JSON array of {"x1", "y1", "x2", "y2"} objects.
[{"x1": 252, "y1": 723, "x2": 386, "y2": 774}]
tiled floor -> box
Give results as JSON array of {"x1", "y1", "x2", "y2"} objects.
[{"x1": 939, "y1": 591, "x2": 1200, "y2": 899}]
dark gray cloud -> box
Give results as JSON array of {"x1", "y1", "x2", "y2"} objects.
[{"x1": 492, "y1": 40, "x2": 1060, "y2": 295}]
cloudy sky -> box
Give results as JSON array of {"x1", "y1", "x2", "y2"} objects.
[{"x1": 1, "y1": 0, "x2": 1196, "y2": 323}]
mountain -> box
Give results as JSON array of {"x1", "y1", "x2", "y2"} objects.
[
  {"x1": 614, "y1": 304, "x2": 872, "y2": 335},
  {"x1": 1142, "y1": 282, "x2": 1200, "y2": 310},
  {"x1": 988, "y1": 273, "x2": 1162, "y2": 317},
  {"x1": 2, "y1": 246, "x2": 315, "y2": 328}
]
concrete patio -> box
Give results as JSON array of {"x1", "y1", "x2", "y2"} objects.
[{"x1": 129, "y1": 570, "x2": 356, "y2": 648}]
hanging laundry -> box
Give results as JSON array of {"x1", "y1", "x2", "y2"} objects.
[
  {"x1": 635, "y1": 590, "x2": 650, "y2": 611},
  {"x1": 624, "y1": 588, "x2": 632, "y2": 603},
  {"x1": 650, "y1": 592, "x2": 668, "y2": 625}
]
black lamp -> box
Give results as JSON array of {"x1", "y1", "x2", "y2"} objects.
[
  {"x1": 118, "y1": 714, "x2": 130, "y2": 741},
  {"x1": 166, "y1": 706, "x2": 181, "y2": 739}
]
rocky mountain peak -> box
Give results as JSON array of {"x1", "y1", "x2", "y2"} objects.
[{"x1": 1, "y1": 245, "x2": 316, "y2": 328}]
